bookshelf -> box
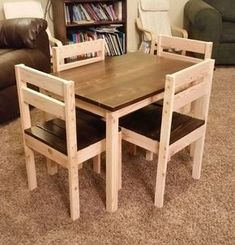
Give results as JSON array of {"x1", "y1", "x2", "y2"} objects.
[{"x1": 51, "y1": 0, "x2": 127, "y2": 56}]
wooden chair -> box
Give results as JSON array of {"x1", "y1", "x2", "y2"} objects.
[
  {"x1": 157, "y1": 34, "x2": 213, "y2": 62},
  {"x1": 141, "y1": 35, "x2": 213, "y2": 161},
  {"x1": 52, "y1": 39, "x2": 105, "y2": 72},
  {"x1": 52, "y1": 38, "x2": 122, "y2": 190},
  {"x1": 15, "y1": 64, "x2": 107, "y2": 220},
  {"x1": 120, "y1": 58, "x2": 215, "y2": 207},
  {"x1": 49, "y1": 39, "x2": 106, "y2": 174}
]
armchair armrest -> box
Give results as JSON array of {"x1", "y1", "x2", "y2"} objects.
[
  {"x1": 136, "y1": 17, "x2": 157, "y2": 54},
  {"x1": 46, "y1": 30, "x2": 63, "y2": 47},
  {"x1": 0, "y1": 18, "x2": 48, "y2": 49},
  {"x1": 49, "y1": 36, "x2": 63, "y2": 47},
  {"x1": 171, "y1": 26, "x2": 188, "y2": 39}
]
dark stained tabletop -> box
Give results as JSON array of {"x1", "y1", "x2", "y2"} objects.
[{"x1": 55, "y1": 52, "x2": 193, "y2": 111}]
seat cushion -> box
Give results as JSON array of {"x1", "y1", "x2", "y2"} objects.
[
  {"x1": 220, "y1": 22, "x2": 235, "y2": 43},
  {"x1": 120, "y1": 104, "x2": 205, "y2": 145},
  {"x1": 25, "y1": 109, "x2": 106, "y2": 155}
]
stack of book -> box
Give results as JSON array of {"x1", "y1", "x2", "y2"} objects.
[
  {"x1": 68, "y1": 26, "x2": 125, "y2": 56},
  {"x1": 64, "y1": 2, "x2": 123, "y2": 24}
]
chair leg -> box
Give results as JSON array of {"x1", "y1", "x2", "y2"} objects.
[
  {"x1": 47, "y1": 159, "x2": 58, "y2": 175},
  {"x1": 145, "y1": 151, "x2": 154, "y2": 161},
  {"x1": 24, "y1": 145, "x2": 37, "y2": 190},
  {"x1": 68, "y1": 165, "x2": 80, "y2": 220},
  {"x1": 129, "y1": 144, "x2": 137, "y2": 156},
  {"x1": 190, "y1": 142, "x2": 196, "y2": 158},
  {"x1": 192, "y1": 136, "x2": 205, "y2": 180},
  {"x1": 93, "y1": 155, "x2": 101, "y2": 174},
  {"x1": 118, "y1": 133, "x2": 122, "y2": 190},
  {"x1": 154, "y1": 149, "x2": 169, "y2": 208}
]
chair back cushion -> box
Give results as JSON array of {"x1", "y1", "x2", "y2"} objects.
[
  {"x1": 138, "y1": 0, "x2": 171, "y2": 38},
  {"x1": 140, "y1": 0, "x2": 169, "y2": 11},
  {"x1": 204, "y1": 0, "x2": 235, "y2": 22}
]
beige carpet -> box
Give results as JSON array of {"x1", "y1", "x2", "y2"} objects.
[{"x1": 0, "y1": 67, "x2": 234, "y2": 245}]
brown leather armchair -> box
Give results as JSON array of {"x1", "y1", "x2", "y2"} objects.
[{"x1": 0, "y1": 18, "x2": 50, "y2": 123}]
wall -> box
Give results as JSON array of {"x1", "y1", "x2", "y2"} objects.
[
  {"x1": 0, "y1": 0, "x2": 53, "y2": 33},
  {"x1": 0, "y1": 0, "x2": 189, "y2": 51},
  {"x1": 0, "y1": 0, "x2": 47, "y2": 19}
]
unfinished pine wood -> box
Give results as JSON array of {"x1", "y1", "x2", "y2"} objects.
[
  {"x1": 192, "y1": 63, "x2": 214, "y2": 179},
  {"x1": 52, "y1": 39, "x2": 105, "y2": 72},
  {"x1": 15, "y1": 65, "x2": 37, "y2": 190},
  {"x1": 118, "y1": 58, "x2": 215, "y2": 208},
  {"x1": 93, "y1": 155, "x2": 101, "y2": 174},
  {"x1": 106, "y1": 112, "x2": 119, "y2": 212},
  {"x1": 20, "y1": 65, "x2": 66, "y2": 96},
  {"x1": 22, "y1": 87, "x2": 66, "y2": 120},
  {"x1": 118, "y1": 132, "x2": 122, "y2": 190},
  {"x1": 154, "y1": 75, "x2": 175, "y2": 208},
  {"x1": 52, "y1": 38, "x2": 106, "y2": 182},
  {"x1": 153, "y1": 35, "x2": 213, "y2": 159},
  {"x1": 39, "y1": 88, "x2": 58, "y2": 176},
  {"x1": 15, "y1": 64, "x2": 108, "y2": 220},
  {"x1": 157, "y1": 34, "x2": 213, "y2": 61}
]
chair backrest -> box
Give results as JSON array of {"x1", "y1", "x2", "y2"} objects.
[
  {"x1": 160, "y1": 59, "x2": 215, "y2": 149},
  {"x1": 52, "y1": 39, "x2": 105, "y2": 72},
  {"x1": 15, "y1": 64, "x2": 77, "y2": 157},
  {"x1": 138, "y1": 0, "x2": 172, "y2": 40},
  {"x1": 157, "y1": 35, "x2": 213, "y2": 63}
]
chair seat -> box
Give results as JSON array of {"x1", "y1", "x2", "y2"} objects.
[
  {"x1": 120, "y1": 104, "x2": 205, "y2": 145},
  {"x1": 25, "y1": 109, "x2": 106, "y2": 155}
]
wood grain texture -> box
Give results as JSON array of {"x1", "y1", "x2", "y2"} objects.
[{"x1": 55, "y1": 52, "x2": 193, "y2": 111}]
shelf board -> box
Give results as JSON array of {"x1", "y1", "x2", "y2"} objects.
[{"x1": 66, "y1": 20, "x2": 125, "y2": 27}]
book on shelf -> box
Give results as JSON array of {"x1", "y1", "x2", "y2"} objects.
[
  {"x1": 64, "y1": 1, "x2": 122, "y2": 24},
  {"x1": 67, "y1": 26, "x2": 125, "y2": 56}
]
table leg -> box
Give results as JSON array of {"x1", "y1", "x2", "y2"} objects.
[{"x1": 106, "y1": 112, "x2": 119, "y2": 212}]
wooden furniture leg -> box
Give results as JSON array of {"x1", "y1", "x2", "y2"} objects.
[
  {"x1": 40, "y1": 88, "x2": 58, "y2": 176},
  {"x1": 68, "y1": 164, "x2": 80, "y2": 220},
  {"x1": 24, "y1": 145, "x2": 37, "y2": 190},
  {"x1": 154, "y1": 145, "x2": 169, "y2": 208},
  {"x1": 118, "y1": 132, "x2": 122, "y2": 190},
  {"x1": 192, "y1": 135, "x2": 205, "y2": 179},
  {"x1": 93, "y1": 155, "x2": 101, "y2": 174},
  {"x1": 106, "y1": 112, "x2": 118, "y2": 212},
  {"x1": 146, "y1": 151, "x2": 154, "y2": 161},
  {"x1": 46, "y1": 159, "x2": 58, "y2": 175}
]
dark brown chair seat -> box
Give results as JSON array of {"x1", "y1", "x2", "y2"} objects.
[
  {"x1": 25, "y1": 109, "x2": 106, "y2": 155},
  {"x1": 120, "y1": 104, "x2": 205, "y2": 145}
]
